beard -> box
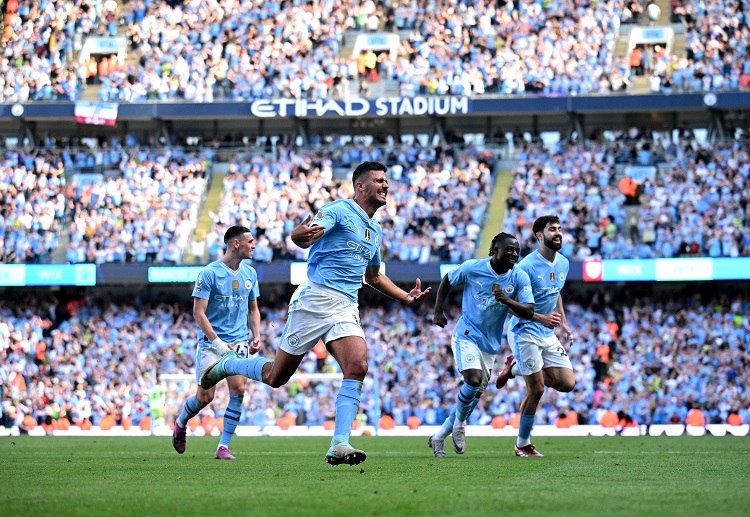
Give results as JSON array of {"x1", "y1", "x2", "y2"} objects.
[{"x1": 544, "y1": 235, "x2": 562, "y2": 251}]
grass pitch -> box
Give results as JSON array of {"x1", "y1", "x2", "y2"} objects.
[{"x1": 1, "y1": 436, "x2": 748, "y2": 516}]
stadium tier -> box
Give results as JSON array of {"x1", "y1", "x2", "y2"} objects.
[
  {"x1": 1, "y1": 0, "x2": 749, "y2": 443},
  {"x1": 1, "y1": 284, "x2": 748, "y2": 433}
]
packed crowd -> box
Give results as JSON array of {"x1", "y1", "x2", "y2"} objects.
[
  {"x1": 652, "y1": 0, "x2": 750, "y2": 93},
  {"x1": 65, "y1": 147, "x2": 209, "y2": 264},
  {"x1": 0, "y1": 0, "x2": 109, "y2": 103},
  {"x1": 204, "y1": 143, "x2": 493, "y2": 264},
  {"x1": 503, "y1": 132, "x2": 750, "y2": 259},
  {"x1": 4, "y1": 0, "x2": 750, "y2": 104},
  {"x1": 1, "y1": 285, "x2": 748, "y2": 433},
  {"x1": 0, "y1": 149, "x2": 66, "y2": 263},
  {"x1": 387, "y1": 0, "x2": 627, "y2": 96}
]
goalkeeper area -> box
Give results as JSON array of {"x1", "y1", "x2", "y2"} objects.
[{"x1": 2, "y1": 436, "x2": 747, "y2": 516}]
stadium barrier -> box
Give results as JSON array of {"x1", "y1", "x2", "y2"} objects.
[{"x1": 3, "y1": 424, "x2": 747, "y2": 438}]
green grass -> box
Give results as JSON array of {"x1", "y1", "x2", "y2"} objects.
[{"x1": 1, "y1": 436, "x2": 748, "y2": 516}]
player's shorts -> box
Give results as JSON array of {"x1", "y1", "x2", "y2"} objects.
[
  {"x1": 451, "y1": 334, "x2": 496, "y2": 391},
  {"x1": 508, "y1": 331, "x2": 572, "y2": 376},
  {"x1": 194, "y1": 339, "x2": 248, "y2": 384},
  {"x1": 279, "y1": 281, "x2": 364, "y2": 356}
]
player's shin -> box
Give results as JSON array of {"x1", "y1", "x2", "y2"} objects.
[
  {"x1": 223, "y1": 355, "x2": 271, "y2": 382},
  {"x1": 219, "y1": 393, "x2": 243, "y2": 448},
  {"x1": 331, "y1": 379, "x2": 363, "y2": 447}
]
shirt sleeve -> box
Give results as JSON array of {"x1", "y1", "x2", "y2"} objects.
[
  {"x1": 447, "y1": 261, "x2": 470, "y2": 286},
  {"x1": 192, "y1": 268, "x2": 212, "y2": 300},
  {"x1": 310, "y1": 203, "x2": 339, "y2": 234},
  {"x1": 516, "y1": 269, "x2": 535, "y2": 305},
  {"x1": 249, "y1": 270, "x2": 260, "y2": 301}
]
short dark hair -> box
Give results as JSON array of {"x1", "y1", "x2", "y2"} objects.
[
  {"x1": 352, "y1": 161, "x2": 387, "y2": 184},
  {"x1": 532, "y1": 215, "x2": 560, "y2": 235},
  {"x1": 223, "y1": 225, "x2": 251, "y2": 244},
  {"x1": 491, "y1": 232, "x2": 518, "y2": 248}
]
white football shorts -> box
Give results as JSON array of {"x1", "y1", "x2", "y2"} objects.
[
  {"x1": 508, "y1": 332, "x2": 572, "y2": 376},
  {"x1": 451, "y1": 334, "x2": 496, "y2": 390},
  {"x1": 195, "y1": 338, "x2": 244, "y2": 385},
  {"x1": 279, "y1": 282, "x2": 364, "y2": 356}
]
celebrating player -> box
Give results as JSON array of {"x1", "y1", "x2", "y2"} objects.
[
  {"x1": 496, "y1": 215, "x2": 575, "y2": 457},
  {"x1": 172, "y1": 225, "x2": 261, "y2": 460},
  {"x1": 428, "y1": 232, "x2": 536, "y2": 457},
  {"x1": 196, "y1": 161, "x2": 431, "y2": 466}
]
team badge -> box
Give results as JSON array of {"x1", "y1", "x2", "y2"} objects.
[
  {"x1": 559, "y1": 272, "x2": 566, "y2": 282},
  {"x1": 245, "y1": 279, "x2": 252, "y2": 289},
  {"x1": 232, "y1": 279, "x2": 239, "y2": 291},
  {"x1": 504, "y1": 284, "x2": 514, "y2": 294}
]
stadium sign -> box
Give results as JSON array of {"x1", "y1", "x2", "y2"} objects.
[{"x1": 250, "y1": 96, "x2": 470, "y2": 118}]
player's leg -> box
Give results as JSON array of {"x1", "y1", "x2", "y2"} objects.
[
  {"x1": 451, "y1": 368, "x2": 482, "y2": 454},
  {"x1": 215, "y1": 375, "x2": 245, "y2": 460},
  {"x1": 518, "y1": 371, "x2": 544, "y2": 445},
  {"x1": 539, "y1": 338, "x2": 575, "y2": 393},
  {"x1": 512, "y1": 333, "x2": 545, "y2": 457},
  {"x1": 324, "y1": 334, "x2": 368, "y2": 466},
  {"x1": 542, "y1": 367, "x2": 575, "y2": 392},
  {"x1": 450, "y1": 338, "x2": 491, "y2": 454},
  {"x1": 173, "y1": 385, "x2": 215, "y2": 454}
]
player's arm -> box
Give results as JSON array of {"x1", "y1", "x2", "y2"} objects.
[
  {"x1": 193, "y1": 297, "x2": 222, "y2": 344},
  {"x1": 291, "y1": 214, "x2": 326, "y2": 249},
  {"x1": 248, "y1": 299, "x2": 261, "y2": 354},
  {"x1": 556, "y1": 293, "x2": 574, "y2": 346},
  {"x1": 431, "y1": 274, "x2": 452, "y2": 328},
  {"x1": 364, "y1": 265, "x2": 431, "y2": 307},
  {"x1": 494, "y1": 288, "x2": 534, "y2": 320}
]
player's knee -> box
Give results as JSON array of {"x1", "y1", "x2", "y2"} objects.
[
  {"x1": 266, "y1": 373, "x2": 289, "y2": 389},
  {"x1": 463, "y1": 371, "x2": 482, "y2": 387},
  {"x1": 342, "y1": 358, "x2": 368, "y2": 380},
  {"x1": 527, "y1": 382, "x2": 545, "y2": 400},
  {"x1": 558, "y1": 378, "x2": 576, "y2": 393},
  {"x1": 196, "y1": 392, "x2": 214, "y2": 405},
  {"x1": 228, "y1": 386, "x2": 245, "y2": 396}
]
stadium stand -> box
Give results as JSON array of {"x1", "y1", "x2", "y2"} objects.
[{"x1": 2, "y1": 285, "x2": 748, "y2": 432}]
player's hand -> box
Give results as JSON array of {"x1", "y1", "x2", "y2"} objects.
[
  {"x1": 212, "y1": 337, "x2": 230, "y2": 352},
  {"x1": 405, "y1": 278, "x2": 431, "y2": 306},
  {"x1": 537, "y1": 312, "x2": 562, "y2": 329},
  {"x1": 291, "y1": 214, "x2": 325, "y2": 248},
  {"x1": 562, "y1": 326, "x2": 574, "y2": 347},
  {"x1": 433, "y1": 309, "x2": 448, "y2": 328},
  {"x1": 492, "y1": 284, "x2": 510, "y2": 304},
  {"x1": 249, "y1": 336, "x2": 261, "y2": 355}
]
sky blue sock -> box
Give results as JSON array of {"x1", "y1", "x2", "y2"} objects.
[
  {"x1": 331, "y1": 379, "x2": 362, "y2": 447},
  {"x1": 454, "y1": 383, "x2": 481, "y2": 424},
  {"x1": 224, "y1": 356, "x2": 270, "y2": 382},
  {"x1": 519, "y1": 414, "x2": 535, "y2": 440},
  {"x1": 466, "y1": 395, "x2": 481, "y2": 423},
  {"x1": 435, "y1": 407, "x2": 456, "y2": 440},
  {"x1": 219, "y1": 394, "x2": 243, "y2": 448},
  {"x1": 177, "y1": 395, "x2": 205, "y2": 427}
]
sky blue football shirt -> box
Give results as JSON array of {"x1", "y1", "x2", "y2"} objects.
[
  {"x1": 509, "y1": 250, "x2": 570, "y2": 339},
  {"x1": 307, "y1": 199, "x2": 382, "y2": 301},
  {"x1": 192, "y1": 259, "x2": 260, "y2": 343},
  {"x1": 448, "y1": 258, "x2": 533, "y2": 354}
]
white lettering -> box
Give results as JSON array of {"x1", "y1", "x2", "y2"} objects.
[
  {"x1": 451, "y1": 96, "x2": 469, "y2": 114},
  {"x1": 250, "y1": 100, "x2": 275, "y2": 118},
  {"x1": 398, "y1": 97, "x2": 414, "y2": 115},
  {"x1": 345, "y1": 98, "x2": 370, "y2": 116},
  {"x1": 374, "y1": 98, "x2": 388, "y2": 116}
]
